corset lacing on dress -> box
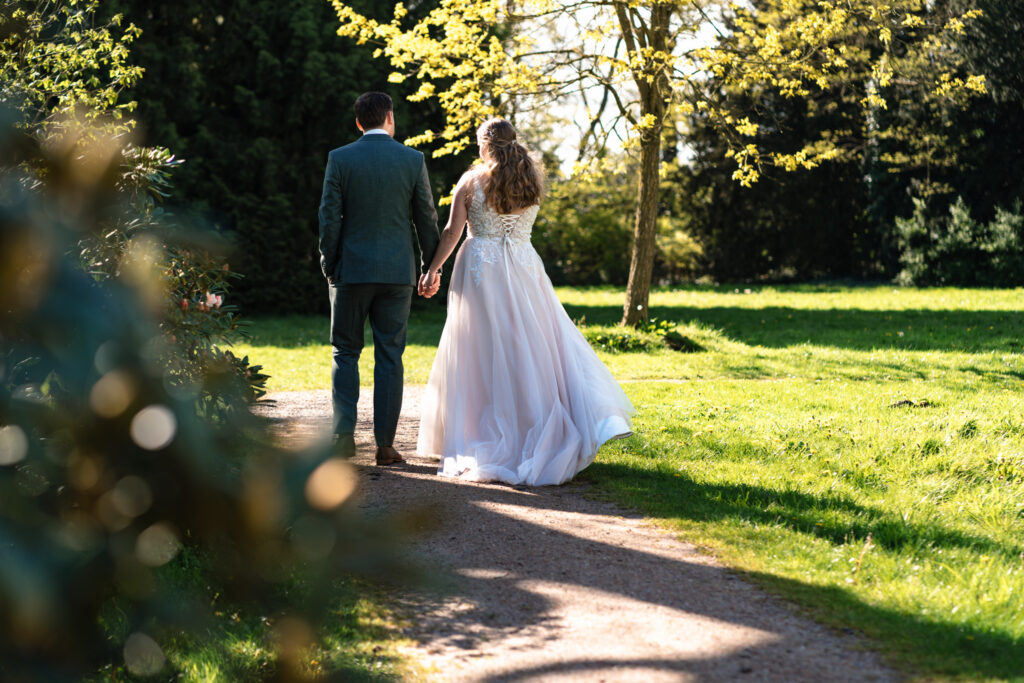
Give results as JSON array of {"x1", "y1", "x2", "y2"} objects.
[{"x1": 465, "y1": 184, "x2": 542, "y2": 285}]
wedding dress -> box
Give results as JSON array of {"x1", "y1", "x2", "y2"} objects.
[{"x1": 417, "y1": 182, "x2": 634, "y2": 486}]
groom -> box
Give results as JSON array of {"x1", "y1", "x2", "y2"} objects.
[{"x1": 318, "y1": 91, "x2": 440, "y2": 464}]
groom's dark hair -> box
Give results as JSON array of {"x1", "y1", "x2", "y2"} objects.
[{"x1": 354, "y1": 91, "x2": 393, "y2": 129}]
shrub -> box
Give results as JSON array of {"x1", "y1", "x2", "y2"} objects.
[
  {"x1": 578, "y1": 317, "x2": 706, "y2": 353},
  {"x1": 533, "y1": 159, "x2": 703, "y2": 286},
  {"x1": 1, "y1": 0, "x2": 268, "y2": 416},
  {"x1": 895, "y1": 196, "x2": 1024, "y2": 286},
  {"x1": 581, "y1": 326, "x2": 659, "y2": 353}
]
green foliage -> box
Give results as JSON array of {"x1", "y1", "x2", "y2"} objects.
[
  {"x1": 639, "y1": 316, "x2": 705, "y2": 352},
  {"x1": 581, "y1": 317, "x2": 708, "y2": 356},
  {"x1": 0, "y1": 116, "x2": 410, "y2": 681},
  {"x1": 534, "y1": 160, "x2": 702, "y2": 286},
  {"x1": 533, "y1": 169, "x2": 635, "y2": 285},
  {"x1": 895, "y1": 197, "x2": 1024, "y2": 286},
  {"x1": 2, "y1": 0, "x2": 265, "y2": 416},
  {"x1": 75, "y1": 141, "x2": 270, "y2": 415},
  {"x1": 678, "y1": 0, "x2": 1024, "y2": 282},
  {"x1": 575, "y1": 316, "x2": 704, "y2": 354},
  {"x1": 0, "y1": 0, "x2": 143, "y2": 136},
  {"x1": 581, "y1": 326, "x2": 659, "y2": 353},
  {"x1": 102, "y1": 0, "x2": 468, "y2": 315}
]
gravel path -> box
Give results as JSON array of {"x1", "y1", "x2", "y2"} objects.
[{"x1": 254, "y1": 388, "x2": 897, "y2": 682}]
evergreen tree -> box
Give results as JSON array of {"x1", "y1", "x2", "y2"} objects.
[{"x1": 104, "y1": 0, "x2": 467, "y2": 313}]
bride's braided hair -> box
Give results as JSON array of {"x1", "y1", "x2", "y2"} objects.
[{"x1": 476, "y1": 118, "x2": 544, "y2": 214}]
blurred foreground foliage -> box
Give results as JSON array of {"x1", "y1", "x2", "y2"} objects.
[
  {"x1": 74, "y1": 138, "x2": 270, "y2": 418},
  {"x1": 2, "y1": 0, "x2": 267, "y2": 417},
  {"x1": 0, "y1": 112, "x2": 413, "y2": 681}
]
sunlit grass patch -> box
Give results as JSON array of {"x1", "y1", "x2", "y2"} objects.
[
  {"x1": 233, "y1": 312, "x2": 443, "y2": 391},
  {"x1": 589, "y1": 378, "x2": 1024, "y2": 680},
  {"x1": 239, "y1": 284, "x2": 1024, "y2": 679}
]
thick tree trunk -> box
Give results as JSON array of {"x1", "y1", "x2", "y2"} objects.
[{"x1": 621, "y1": 125, "x2": 662, "y2": 327}]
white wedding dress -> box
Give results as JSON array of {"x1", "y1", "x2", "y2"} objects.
[{"x1": 417, "y1": 182, "x2": 635, "y2": 486}]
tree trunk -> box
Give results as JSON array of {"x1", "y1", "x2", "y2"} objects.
[
  {"x1": 615, "y1": 3, "x2": 670, "y2": 327},
  {"x1": 621, "y1": 124, "x2": 662, "y2": 327}
]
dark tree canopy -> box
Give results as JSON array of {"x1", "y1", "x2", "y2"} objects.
[{"x1": 104, "y1": 0, "x2": 468, "y2": 314}]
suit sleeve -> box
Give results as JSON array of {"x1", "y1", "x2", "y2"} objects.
[
  {"x1": 411, "y1": 156, "x2": 441, "y2": 274},
  {"x1": 317, "y1": 154, "x2": 343, "y2": 283}
]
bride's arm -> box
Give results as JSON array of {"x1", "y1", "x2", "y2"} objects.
[{"x1": 426, "y1": 178, "x2": 471, "y2": 277}]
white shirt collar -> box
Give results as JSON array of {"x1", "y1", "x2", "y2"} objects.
[{"x1": 363, "y1": 128, "x2": 390, "y2": 136}]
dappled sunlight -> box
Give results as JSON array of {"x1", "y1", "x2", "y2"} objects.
[
  {"x1": 590, "y1": 376, "x2": 1024, "y2": 679},
  {"x1": 368, "y1": 460, "x2": 874, "y2": 681}
]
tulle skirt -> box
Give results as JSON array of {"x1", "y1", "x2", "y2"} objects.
[{"x1": 417, "y1": 237, "x2": 634, "y2": 486}]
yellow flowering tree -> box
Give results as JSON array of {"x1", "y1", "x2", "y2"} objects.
[
  {"x1": 0, "y1": 0, "x2": 143, "y2": 138},
  {"x1": 329, "y1": 0, "x2": 984, "y2": 325}
]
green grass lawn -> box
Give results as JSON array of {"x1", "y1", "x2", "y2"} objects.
[{"x1": 237, "y1": 284, "x2": 1024, "y2": 681}]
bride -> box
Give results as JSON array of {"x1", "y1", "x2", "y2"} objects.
[{"x1": 416, "y1": 118, "x2": 634, "y2": 486}]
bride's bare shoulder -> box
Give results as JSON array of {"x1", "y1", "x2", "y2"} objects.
[
  {"x1": 457, "y1": 167, "x2": 484, "y2": 190},
  {"x1": 454, "y1": 168, "x2": 484, "y2": 207}
]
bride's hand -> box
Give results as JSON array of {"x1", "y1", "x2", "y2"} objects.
[
  {"x1": 424, "y1": 271, "x2": 440, "y2": 298},
  {"x1": 418, "y1": 271, "x2": 441, "y2": 297}
]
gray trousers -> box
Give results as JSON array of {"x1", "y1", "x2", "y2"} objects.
[{"x1": 329, "y1": 283, "x2": 412, "y2": 446}]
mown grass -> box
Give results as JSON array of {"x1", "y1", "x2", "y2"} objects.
[
  {"x1": 238, "y1": 284, "x2": 1024, "y2": 680},
  {"x1": 233, "y1": 305, "x2": 447, "y2": 392},
  {"x1": 588, "y1": 380, "x2": 1024, "y2": 680}
]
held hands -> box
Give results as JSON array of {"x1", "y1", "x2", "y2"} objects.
[{"x1": 418, "y1": 270, "x2": 441, "y2": 298}]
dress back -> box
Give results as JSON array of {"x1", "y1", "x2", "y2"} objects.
[{"x1": 466, "y1": 182, "x2": 539, "y2": 246}]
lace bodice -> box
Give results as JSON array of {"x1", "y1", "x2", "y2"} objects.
[
  {"x1": 466, "y1": 183, "x2": 539, "y2": 246},
  {"x1": 462, "y1": 182, "x2": 543, "y2": 286}
]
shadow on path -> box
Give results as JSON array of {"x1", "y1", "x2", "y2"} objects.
[{"x1": 259, "y1": 388, "x2": 899, "y2": 682}]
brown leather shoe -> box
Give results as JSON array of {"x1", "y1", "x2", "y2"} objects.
[{"x1": 375, "y1": 445, "x2": 406, "y2": 466}]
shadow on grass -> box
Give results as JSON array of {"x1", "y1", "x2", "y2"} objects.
[
  {"x1": 579, "y1": 461, "x2": 1023, "y2": 680},
  {"x1": 246, "y1": 304, "x2": 1024, "y2": 357},
  {"x1": 251, "y1": 390, "x2": 1024, "y2": 680},
  {"x1": 584, "y1": 462, "x2": 1023, "y2": 560},
  {"x1": 737, "y1": 569, "x2": 1021, "y2": 681},
  {"x1": 562, "y1": 304, "x2": 1024, "y2": 353}
]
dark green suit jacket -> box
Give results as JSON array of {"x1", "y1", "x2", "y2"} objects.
[{"x1": 317, "y1": 134, "x2": 440, "y2": 286}]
